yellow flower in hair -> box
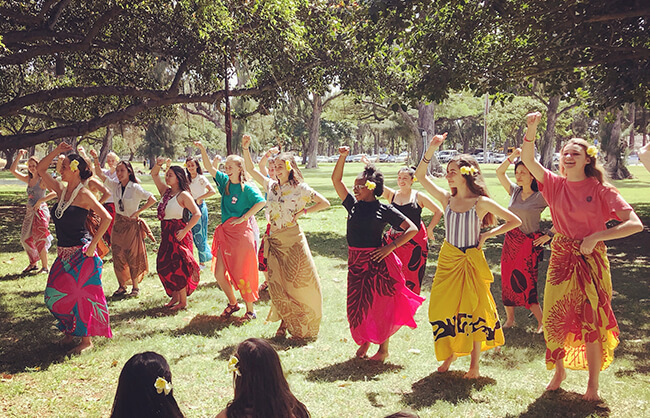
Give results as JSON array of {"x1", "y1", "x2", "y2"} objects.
[
  {"x1": 460, "y1": 166, "x2": 477, "y2": 176},
  {"x1": 365, "y1": 180, "x2": 376, "y2": 190},
  {"x1": 285, "y1": 159, "x2": 292, "y2": 172},
  {"x1": 69, "y1": 159, "x2": 79, "y2": 172},
  {"x1": 586, "y1": 145, "x2": 599, "y2": 158},
  {"x1": 228, "y1": 355, "x2": 241, "y2": 377},
  {"x1": 154, "y1": 377, "x2": 172, "y2": 395},
  {"x1": 183, "y1": 162, "x2": 187, "y2": 168},
  {"x1": 413, "y1": 175, "x2": 417, "y2": 182}
]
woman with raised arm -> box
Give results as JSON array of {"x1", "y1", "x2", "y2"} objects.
[
  {"x1": 415, "y1": 133, "x2": 521, "y2": 378},
  {"x1": 255, "y1": 144, "x2": 280, "y2": 293},
  {"x1": 196, "y1": 141, "x2": 266, "y2": 321},
  {"x1": 243, "y1": 135, "x2": 329, "y2": 339},
  {"x1": 520, "y1": 112, "x2": 643, "y2": 400},
  {"x1": 495, "y1": 148, "x2": 552, "y2": 332},
  {"x1": 97, "y1": 151, "x2": 119, "y2": 245},
  {"x1": 91, "y1": 150, "x2": 157, "y2": 298},
  {"x1": 377, "y1": 163, "x2": 442, "y2": 295},
  {"x1": 37, "y1": 143, "x2": 112, "y2": 354},
  {"x1": 332, "y1": 146, "x2": 424, "y2": 361},
  {"x1": 10, "y1": 149, "x2": 56, "y2": 274},
  {"x1": 151, "y1": 157, "x2": 201, "y2": 311},
  {"x1": 185, "y1": 157, "x2": 216, "y2": 268}
]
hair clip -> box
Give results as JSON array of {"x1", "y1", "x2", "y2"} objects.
[
  {"x1": 460, "y1": 166, "x2": 478, "y2": 176},
  {"x1": 228, "y1": 355, "x2": 241, "y2": 377},
  {"x1": 69, "y1": 160, "x2": 79, "y2": 172},
  {"x1": 586, "y1": 145, "x2": 599, "y2": 158},
  {"x1": 285, "y1": 160, "x2": 292, "y2": 172},
  {"x1": 364, "y1": 180, "x2": 376, "y2": 190},
  {"x1": 154, "y1": 377, "x2": 172, "y2": 395}
]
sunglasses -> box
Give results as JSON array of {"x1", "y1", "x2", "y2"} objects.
[
  {"x1": 118, "y1": 198, "x2": 124, "y2": 212},
  {"x1": 353, "y1": 184, "x2": 367, "y2": 191}
]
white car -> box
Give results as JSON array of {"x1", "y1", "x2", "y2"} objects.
[
  {"x1": 395, "y1": 151, "x2": 409, "y2": 163},
  {"x1": 437, "y1": 150, "x2": 458, "y2": 163},
  {"x1": 316, "y1": 155, "x2": 329, "y2": 163}
]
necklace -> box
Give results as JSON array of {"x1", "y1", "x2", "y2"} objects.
[{"x1": 54, "y1": 182, "x2": 84, "y2": 219}]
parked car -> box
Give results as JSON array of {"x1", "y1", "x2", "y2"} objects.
[
  {"x1": 437, "y1": 150, "x2": 458, "y2": 163},
  {"x1": 316, "y1": 155, "x2": 329, "y2": 163},
  {"x1": 395, "y1": 151, "x2": 409, "y2": 163},
  {"x1": 328, "y1": 155, "x2": 339, "y2": 163},
  {"x1": 490, "y1": 153, "x2": 506, "y2": 163}
]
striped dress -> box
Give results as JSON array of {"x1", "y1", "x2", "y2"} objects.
[{"x1": 444, "y1": 202, "x2": 480, "y2": 250}]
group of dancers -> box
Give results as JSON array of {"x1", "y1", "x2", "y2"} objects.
[{"x1": 11, "y1": 112, "x2": 643, "y2": 402}]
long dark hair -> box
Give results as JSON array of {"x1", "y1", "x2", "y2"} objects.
[
  {"x1": 67, "y1": 153, "x2": 93, "y2": 180},
  {"x1": 227, "y1": 338, "x2": 310, "y2": 418},
  {"x1": 110, "y1": 352, "x2": 184, "y2": 418},
  {"x1": 359, "y1": 164, "x2": 384, "y2": 197},
  {"x1": 185, "y1": 157, "x2": 203, "y2": 180},
  {"x1": 117, "y1": 161, "x2": 139, "y2": 184},
  {"x1": 514, "y1": 160, "x2": 538, "y2": 192},
  {"x1": 278, "y1": 153, "x2": 303, "y2": 186},
  {"x1": 169, "y1": 166, "x2": 190, "y2": 192},
  {"x1": 448, "y1": 155, "x2": 495, "y2": 227}
]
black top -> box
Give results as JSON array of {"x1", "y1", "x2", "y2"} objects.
[
  {"x1": 53, "y1": 205, "x2": 91, "y2": 247},
  {"x1": 343, "y1": 193, "x2": 407, "y2": 247},
  {"x1": 390, "y1": 191, "x2": 422, "y2": 231}
]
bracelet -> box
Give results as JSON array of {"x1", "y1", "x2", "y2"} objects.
[
  {"x1": 303, "y1": 209, "x2": 307, "y2": 215},
  {"x1": 507, "y1": 157, "x2": 513, "y2": 164},
  {"x1": 422, "y1": 156, "x2": 431, "y2": 164},
  {"x1": 392, "y1": 242, "x2": 398, "y2": 249},
  {"x1": 524, "y1": 137, "x2": 535, "y2": 143}
]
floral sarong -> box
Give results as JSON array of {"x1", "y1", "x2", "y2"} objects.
[
  {"x1": 347, "y1": 247, "x2": 424, "y2": 345},
  {"x1": 44, "y1": 245, "x2": 112, "y2": 337},
  {"x1": 112, "y1": 214, "x2": 152, "y2": 286},
  {"x1": 157, "y1": 219, "x2": 200, "y2": 296},
  {"x1": 265, "y1": 225, "x2": 322, "y2": 338},
  {"x1": 543, "y1": 234, "x2": 618, "y2": 371},
  {"x1": 383, "y1": 221, "x2": 428, "y2": 294},
  {"x1": 20, "y1": 203, "x2": 53, "y2": 264},
  {"x1": 500, "y1": 227, "x2": 544, "y2": 308},
  {"x1": 429, "y1": 241, "x2": 504, "y2": 360},
  {"x1": 191, "y1": 201, "x2": 212, "y2": 263},
  {"x1": 211, "y1": 218, "x2": 259, "y2": 302},
  {"x1": 258, "y1": 223, "x2": 271, "y2": 271}
]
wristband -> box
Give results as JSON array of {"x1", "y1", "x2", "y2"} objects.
[
  {"x1": 524, "y1": 137, "x2": 535, "y2": 143},
  {"x1": 422, "y1": 156, "x2": 431, "y2": 164},
  {"x1": 303, "y1": 209, "x2": 307, "y2": 215},
  {"x1": 507, "y1": 157, "x2": 513, "y2": 164}
]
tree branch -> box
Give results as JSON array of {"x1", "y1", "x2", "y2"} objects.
[
  {"x1": 585, "y1": 8, "x2": 650, "y2": 23},
  {"x1": 48, "y1": 0, "x2": 72, "y2": 30}
]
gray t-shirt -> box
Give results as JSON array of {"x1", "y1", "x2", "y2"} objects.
[{"x1": 508, "y1": 183, "x2": 548, "y2": 235}]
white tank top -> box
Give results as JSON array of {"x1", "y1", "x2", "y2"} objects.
[{"x1": 163, "y1": 194, "x2": 184, "y2": 220}]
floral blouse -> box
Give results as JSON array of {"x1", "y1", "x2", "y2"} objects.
[{"x1": 266, "y1": 180, "x2": 315, "y2": 229}]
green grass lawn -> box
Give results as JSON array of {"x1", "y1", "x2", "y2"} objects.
[{"x1": 0, "y1": 163, "x2": 649, "y2": 417}]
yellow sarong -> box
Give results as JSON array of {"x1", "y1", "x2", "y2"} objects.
[
  {"x1": 429, "y1": 241, "x2": 504, "y2": 360},
  {"x1": 265, "y1": 224, "x2": 322, "y2": 339},
  {"x1": 543, "y1": 234, "x2": 619, "y2": 371}
]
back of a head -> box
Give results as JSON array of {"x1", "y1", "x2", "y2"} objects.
[
  {"x1": 111, "y1": 352, "x2": 183, "y2": 418},
  {"x1": 228, "y1": 338, "x2": 309, "y2": 418}
]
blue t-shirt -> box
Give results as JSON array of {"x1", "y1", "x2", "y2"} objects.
[{"x1": 213, "y1": 170, "x2": 265, "y2": 223}]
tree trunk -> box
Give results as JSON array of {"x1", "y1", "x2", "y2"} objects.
[
  {"x1": 2, "y1": 149, "x2": 16, "y2": 170},
  {"x1": 603, "y1": 109, "x2": 632, "y2": 179},
  {"x1": 399, "y1": 104, "x2": 442, "y2": 175},
  {"x1": 305, "y1": 95, "x2": 322, "y2": 169},
  {"x1": 629, "y1": 103, "x2": 635, "y2": 148},
  {"x1": 540, "y1": 95, "x2": 560, "y2": 169},
  {"x1": 98, "y1": 125, "x2": 114, "y2": 166}
]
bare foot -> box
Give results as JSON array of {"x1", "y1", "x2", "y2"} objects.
[
  {"x1": 356, "y1": 342, "x2": 370, "y2": 359},
  {"x1": 164, "y1": 298, "x2": 179, "y2": 308},
  {"x1": 369, "y1": 351, "x2": 389, "y2": 362},
  {"x1": 57, "y1": 335, "x2": 75, "y2": 346},
  {"x1": 275, "y1": 324, "x2": 287, "y2": 338},
  {"x1": 502, "y1": 319, "x2": 515, "y2": 328},
  {"x1": 69, "y1": 340, "x2": 93, "y2": 355},
  {"x1": 437, "y1": 354, "x2": 457, "y2": 372},
  {"x1": 546, "y1": 368, "x2": 567, "y2": 391},
  {"x1": 464, "y1": 367, "x2": 480, "y2": 379},
  {"x1": 536, "y1": 323, "x2": 544, "y2": 334},
  {"x1": 583, "y1": 386, "x2": 600, "y2": 401},
  {"x1": 169, "y1": 303, "x2": 186, "y2": 311}
]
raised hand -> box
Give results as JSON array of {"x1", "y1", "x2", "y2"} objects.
[
  {"x1": 430, "y1": 132, "x2": 448, "y2": 148},
  {"x1": 89, "y1": 149, "x2": 99, "y2": 159},
  {"x1": 339, "y1": 146, "x2": 350, "y2": 156},
  {"x1": 526, "y1": 112, "x2": 542, "y2": 126},
  {"x1": 242, "y1": 135, "x2": 251, "y2": 149},
  {"x1": 510, "y1": 148, "x2": 521, "y2": 159},
  {"x1": 56, "y1": 142, "x2": 73, "y2": 153}
]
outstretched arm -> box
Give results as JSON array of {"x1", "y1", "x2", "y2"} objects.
[
  {"x1": 10, "y1": 149, "x2": 29, "y2": 183},
  {"x1": 195, "y1": 141, "x2": 218, "y2": 178},
  {"x1": 150, "y1": 157, "x2": 168, "y2": 196},
  {"x1": 86, "y1": 177, "x2": 111, "y2": 204},
  {"x1": 37, "y1": 143, "x2": 72, "y2": 195},
  {"x1": 258, "y1": 146, "x2": 280, "y2": 177},
  {"x1": 520, "y1": 112, "x2": 546, "y2": 184},
  {"x1": 331, "y1": 146, "x2": 350, "y2": 201},
  {"x1": 89, "y1": 149, "x2": 107, "y2": 182},
  {"x1": 241, "y1": 135, "x2": 270, "y2": 189},
  {"x1": 414, "y1": 133, "x2": 450, "y2": 206},
  {"x1": 496, "y1": 148, "x2": 520, "y2": 195}
]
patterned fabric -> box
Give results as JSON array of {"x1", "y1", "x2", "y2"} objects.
[
  {"x1": 429, "y1": 241, "x2": 504, "y2": 361},
  {"x1": 211, "y1": 217, "x2": 259, "y2": 302},
  {"x1": 383, "y1": 221, "x2": 428, "y2": 295},
  {"x1": 347, "y1": 247, "x2": 424, "y2": 345},
  {"x1": 443, "y1": 203, "x2": 480, "y2": 249},
  {"x1": 84, "y1": 209, "x2": 110, "y2": 258},
  {"x1": 265, "y1": 225, "x2": 322, "y2": 338},
  {"x1": 102, "y1": 202, "x2": 115, "y2": 246},
  {"x1": 20, "y1": 203, "x2": 53, "y2": 264},
  {"x1": 265, "y1": 181, "x2": 314, "y2": 229},
  {"x1": 543, "y1": 234, "x2": 619, "y2": 371},
  {"x1": 157, "y1": 219, "x2": 200, "y2": 296},
  {"x1": 44, "y1": 245, "x2": 112, "y2": 337},
  {"x1": 191, "y1": 201, "x2": 212, "y2": 263},
  {"x1": 500, "y1": 227, "x2": 544, "y2": 308},
  {"x1": 112, "y1": 214, "x2": 150, "y2": 286},
  {"x1": 258, "y1": 223, "x2": 271, "y2": 271}
]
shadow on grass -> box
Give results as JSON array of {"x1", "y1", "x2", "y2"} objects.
[
  {"x1": 401, "y1": 371, "x2": 496, "y2": 408},
  {"x1": 304, "y1": 357, "x2": 403, "y2": 382},
  {"x1": 109, "y1": 304, "x2": 180, "y2": 323},
  {"x1": 172, "y1": 314, "x2": 247, "y2": 337},
  {"x1": 307, "y1": 231, "x2": 348, "y2": 260},
  {"x1": 515, "y1": 389, "x2": 610, "y2": 417},
  {"x1": 0, "y1": 204, "x2": 28, "y2": 253}
]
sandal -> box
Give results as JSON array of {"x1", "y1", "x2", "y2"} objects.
[
  {"x1": 129, "y1": 288, "x2": 140, "y2": 297},
  {"x1": 221, "y1": 303, "x2": 241, "y2": 318},
  {"x1": 112, "y1": 286, "x2": 128, "y2": 297},
  {"x1": 22, "y1": 264, "x2": 38, "y2": 273},
  {"x1": 258, "y1": 281, "x2": 268, "y2": 292},
  {"x1": 37, "y1": 268, "x2": 49, "y2": 274},
  {"x1": 243, "y1": 311, "x2": 257, "y2": 321}
]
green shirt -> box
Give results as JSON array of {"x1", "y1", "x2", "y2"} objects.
[{"x1": 213, "y1": 170, "x2": 265, "y2": 223}]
